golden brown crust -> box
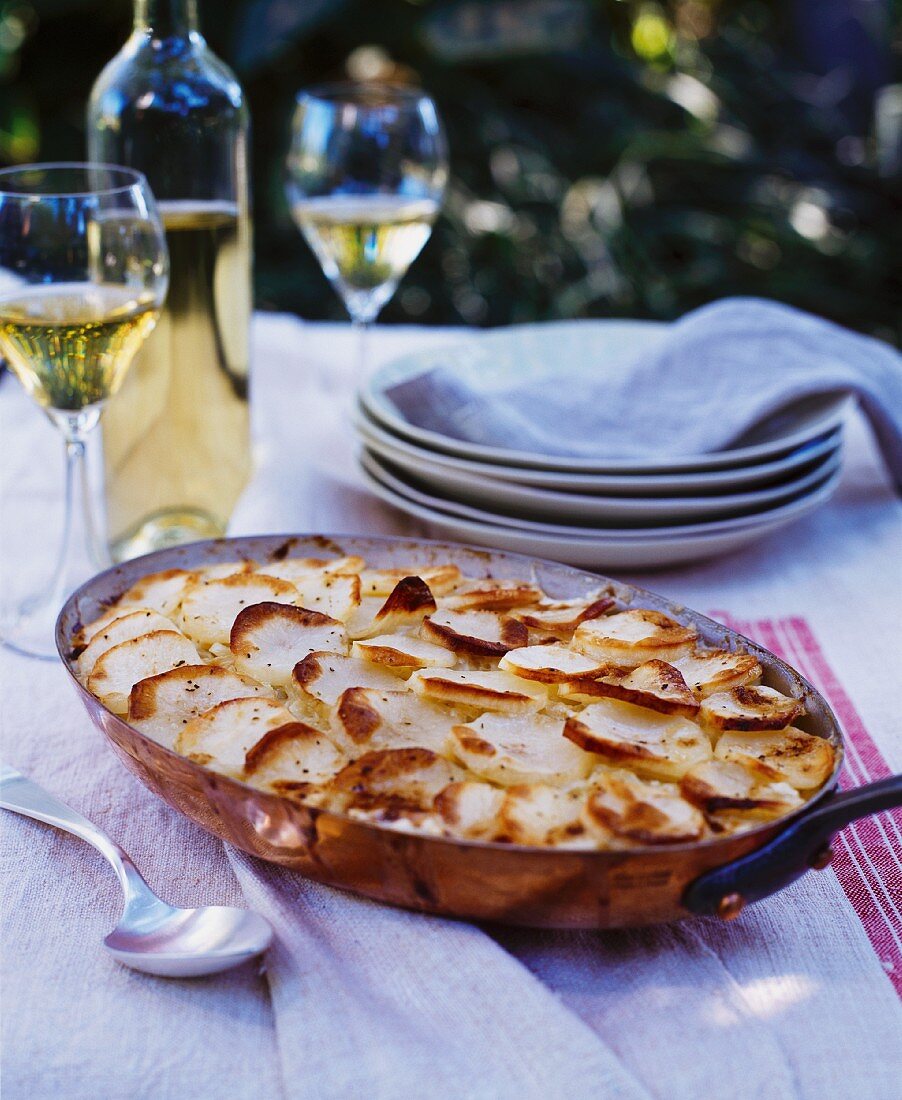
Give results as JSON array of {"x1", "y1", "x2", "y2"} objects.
[
  {"x1": 564, "y1": 660, "x2": 700, "y2": 717},
  {"x1": 243, "y1": 720, "x2": 328, "y2": 774},
  {"x1": 335, "y1": 687, "x2": 383, "y2": 744}
]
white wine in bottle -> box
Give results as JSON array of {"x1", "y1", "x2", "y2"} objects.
[
  {"x1": 98, "y1": 202, "x2": 250, "y2": 558},
  {"x1": 88, "y1": 0, "x2": 252, "y2": 561}
]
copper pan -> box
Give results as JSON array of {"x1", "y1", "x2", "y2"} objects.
[{"x1": 56, "y1": 534, "x2": 902, "y2": 929}]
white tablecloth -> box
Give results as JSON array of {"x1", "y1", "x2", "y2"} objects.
[{"x1": 1, "y1": 314, "x2": 900, "y2": 1100}]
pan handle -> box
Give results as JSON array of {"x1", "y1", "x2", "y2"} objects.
[{"x1": 682, "y1": 774, "x2": 902, "y2": 920}]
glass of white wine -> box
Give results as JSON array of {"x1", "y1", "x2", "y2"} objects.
[
  {"x1": 0, "y1": 163, "x2": 168, "y2": 658},
  {"x1": 286, "y1": 83, "x2": 448, "y2": 370}
]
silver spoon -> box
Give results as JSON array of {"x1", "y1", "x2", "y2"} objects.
[{"x1": 0, "y1": 765, "x2": 272, "y2": 977}]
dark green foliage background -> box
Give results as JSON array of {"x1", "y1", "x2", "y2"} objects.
[{"x1": 2, "y1": 0, "x2": 899, "y2": 340}]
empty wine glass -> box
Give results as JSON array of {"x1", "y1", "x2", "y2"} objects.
[
  {"x1": 0, "y1": 163, "x2": 168, "y2": 659},
  {"x1": 286, "y1": 82, "x2": 448, "y2": 374}
]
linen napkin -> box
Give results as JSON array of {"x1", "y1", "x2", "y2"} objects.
[{"x1": 383, "y1": 298, "x2": 902, "y2": 489}]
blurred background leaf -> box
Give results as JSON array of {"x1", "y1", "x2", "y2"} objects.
[{"x1": 3, "y1": 0, "x2": 900, "y2": 342}]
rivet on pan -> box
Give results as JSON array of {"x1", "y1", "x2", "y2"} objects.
[
  {"x1": 717, "y1": 893, "x2": 745, "y2": 920},
  {"x1": 809, "y1": 845, "x2": 834, "y2": 870}
]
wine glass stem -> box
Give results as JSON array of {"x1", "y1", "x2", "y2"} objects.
[
  {"x1": 353, "y1": 317, "x2": 369, "y2": 383},
  {"x1": 39, "y1": 412, "x2": 108, "y2": 610}
]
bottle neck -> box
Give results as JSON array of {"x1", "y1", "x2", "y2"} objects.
[{"x1": 135, "y1": 0, "x2": 199, "y2": 36}]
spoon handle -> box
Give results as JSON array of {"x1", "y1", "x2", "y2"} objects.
[{"x1": 0, "y1": 765, "x2": 152, "y2": 906}]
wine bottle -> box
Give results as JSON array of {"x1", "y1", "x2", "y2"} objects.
[{"x1": 88, "y1": 0, "x2": 252, "y2": 561}]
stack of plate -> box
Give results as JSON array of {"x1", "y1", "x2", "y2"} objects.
[{"x1": 355, "y1": 323, "x2": 848, "y2": 570}]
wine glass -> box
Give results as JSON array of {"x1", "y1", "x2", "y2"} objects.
[
  {"x1": 286, "y1": 83, "x2": 448, "y2": 374},
  {"x1": 0, "y1": 163, "x2": 168, "y2": 659}
]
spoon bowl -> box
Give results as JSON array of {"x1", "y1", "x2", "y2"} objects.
[{"x1": 0, "y1": 765, "x2": 273, "y2": 978}]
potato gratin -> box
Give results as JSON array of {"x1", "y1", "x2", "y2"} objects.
[{"x1": 75, "y1": 555, "x2": 836, "y2": 849}]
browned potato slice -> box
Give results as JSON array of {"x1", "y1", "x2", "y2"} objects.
[
  {"x1": 680, "y1": 759, "x2": 803, "y2": 818},
  {"x1": 583, "y1": 770, "x2": 706, "y2": 845},
  {"x1": 128, "y1": 664, "x2": 273, "y2": 748},
  {"x1": 510, "y1": 595, "x2": 614, "y2": 637},
  {"x1": 327, "y1": 747, "x2": 462, "y2": 814},
  {"x1": 409, "y1": 669, "x2": 547, "y2": 713},
  {"x1": 498, "y1": 644, "x2": 609, "y2": 683},
  {"x1": 358, "y1": 564, "x2": 462, "y2": 597},
  {"x1": 351, "y1": 633, "x2": 456, "y2": 670},
  {"x1": 715, "y1": 727, "x2": 836, "y2": 790},
  {"x1": 293, "y1": 572, "x2": 361, "y2": 624},
  {"x1": 243, "y1": 719, "x2": 346, "y2": 798},
  {"x1": 330, "y1": 687, "x2": 457, "y2": 755},
  {"x1": 254, "y1": 555, "x2": 365, "y2": 586},
  {"x1": 116, "y1": 568, "x2": 196, "y2": 618},
  {"x1": 699, "y1": 686, "x2": 804, "y2": 732},
  {"x1": 496, "y1": 784, "x2": 588, "y2": 846},
  {"x1": 179, "y1": 574, "x2": 299, "y2": 647},
  {"x1": 670, "y1": 648, "x2": 762, "y2": 698},
  {"x1": 229, "y1": 602, "x2": 348, "y2": 687},
  {"x1": 572, "y1": 609, "x2": 696, "y2": 667},
  {"x1": 77, "y1": 608, "x2": 176, "y2": 681},
  {"x1": 449, "y1": 712, "x2": 594, "y2": 786},
  {"x1": 422, "y1": 609, "x2": 528, "y2": 657},
  {"x1": 564, "y1": 699, "x2": 711, "y2": 780},
  {"x1": 287, "y1": 652, "x2": 403, "y2": 723},
  {"x1": 347, "y1": 576, "x2": 437, "y2": 639},
  {"x1": 434, "y1": 781, "x2": 506, "y2": 839},
  {"x1": 560, "y1": 660, "x2": 699, "y2": 718},
  {"x1": 193, "y1": 561, "x2": 255, "y2": 580},
  {"x1": 175, "y1": 697, "x2": 299, "y2": 775},
  {"x1": 87, "y1": 630, "x2": 201, "y2": 715},
  {"x1": 439, "y1": 580, "x2": 543, "y2": 611}
]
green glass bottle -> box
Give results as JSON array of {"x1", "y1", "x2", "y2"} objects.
[{"x1": 88, "y1": 0, "x2": 252, "y2": 561}]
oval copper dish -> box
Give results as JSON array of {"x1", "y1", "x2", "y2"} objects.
[{"x1": 57, "y1": 533, "x2": 846, "y2": 929}]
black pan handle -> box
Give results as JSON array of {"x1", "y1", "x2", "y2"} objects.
[{"x1": 683, "y1": 774, "x2": 902, "y2": 920}]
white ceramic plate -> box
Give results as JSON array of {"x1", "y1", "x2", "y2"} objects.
[
  {"x1": 359, "y1": 450, "x2": 843, "y2": 538},
  {"x1": 359, "y1": 462, "x2": 844, "y2": 570},
  {"x1": 361, "y1": 321, "x2": 852, "y2": 473},
  {"x1": 361, "y1": 445, "x2": 843, "y2": 525},
  {"x1": 354, "y1": 405, "x2": 844, "y2": 496}
]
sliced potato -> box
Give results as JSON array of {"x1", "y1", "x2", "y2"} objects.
[
  {"x1": 564, "y1": 698, "x2": 711, "y2": 780},
  {"x1": 330, "y1": 687, "x2": 457, "y2": 755},
  {"x1": 254, "y1": 555, "x2": 365, "y2": 586},
  {"x1": 511, "y1": 595, "x2": 614, "y2": 637},
  {"x1": 293, "y1": 571, "x2": 361, "y2": 624},
  {"x1": 230, "y1": 602, "x2": 348, "y2": 686},
  {"x1": 439, "y1": 580, "x2": 543, "y2": 611},
  {"x1": 87, "y1": 631, "x2": 201, "y2": 715},
  {"x1": 699, "y1": 686, "x2": 804, "y2": 732},
  {"x1": 77, "y1": 608, "x2": 176, "y2": 681},
  {"x1": 351, "y1": 633, "x2": 456, "y2": 670},
  {"x1": 243, "y1": 719, "x2": 346, "y2": 797},
  {"x1": 327, "y1": 748, "x2": 462, "y2": 814},
  {"x1": 176, "y1": 697, "x2": 299, "y2": 775},
  {"x1": 499, "y1": 643, "x2": 609, "y2": 684},
  {"x1": 409, "y1": 668, "x2": 546, "y2": 713},
  {"x1": 583, "y1": 770, "x2": 706, "y2": 845},
  {"x1": 116, "y1": 568, "x2": 196, "y2": 618},
  {"x1": 358, "y1": 564, "x2": 462, "y2": 597},
  {"x1": 347, "y1": 576, "x2": 437, "y2": 640},
  {"x1": 288, "y1": 652, "x2": 403, "y2": 723},
  {"x1": 449, "y1": 712, "x2": 594, "y2": 786},
  {"x1": 422, "y1": 609, "x2": 528, "y2": 657},
  {"x1": 680, "y1": 759, "x2": 803, "y2": 818},
  {"x1": 497, "y1": 783, "x2": 588, "y2": 846},
  {"x1": 572, "y1": 609, "x2": 697, "y2": 667},
  {"x1": 193, "y1": 561, "x2": 255, "y2": 580},
  {"x1": 128, "y1": 664, "x2": 273, "y2": 748},
  {"x1": 670, "y1": 648, "x2": 762, "y2": 698},
  {"x1": 434, "y1": 781, "x2": 506, "y2": 839},
  {"x1": 179, "y1": 574, "x2": 299, "y2": 647},
  {"x1": 560, "y1": 660, "x2": 699, "y2": 718},
  {"x1": 715, "y1": 727, "x2": 836, "y2": 790}
]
